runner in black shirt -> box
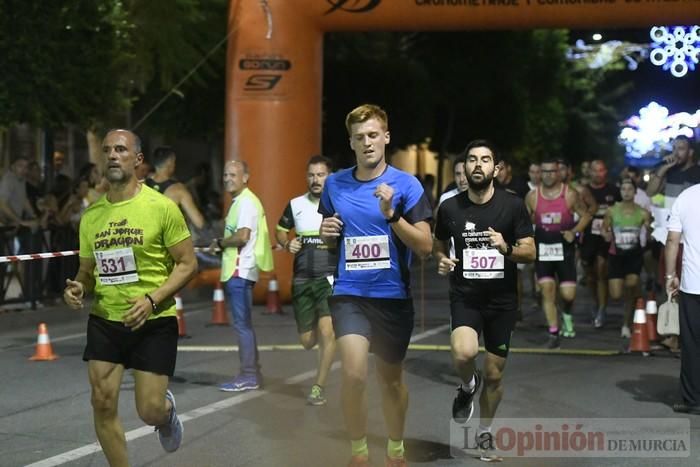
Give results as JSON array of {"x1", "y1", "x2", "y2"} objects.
[
  {"x1": 580, "y1": 160, "x2": 621, "y2": 328},
  {"x1": 434, "y1": 139, "x2": 535, "y2": 461}
]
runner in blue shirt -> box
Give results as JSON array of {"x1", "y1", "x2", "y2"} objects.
[{"x1": 319, "y1": 104, "x2": 432, "y2": 467}]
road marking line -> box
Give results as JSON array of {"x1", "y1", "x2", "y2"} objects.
[{"x1": 25, "y1": 324, "x2": 449, "y2": 467}]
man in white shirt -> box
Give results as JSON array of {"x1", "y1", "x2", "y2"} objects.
[
  {"x1": 665, "y1": 183, "x2": 700, "y2": 414},
  {"x1": 211, "y1": 160, "x2": 273, "y2": 392},
  {"x1": 438, "y1": 154, "x2": 468, "y2": 207}
]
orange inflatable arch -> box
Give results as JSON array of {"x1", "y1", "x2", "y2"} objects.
[{"x1": 225, "y1": 0, "x2": 698, "y2": 299}]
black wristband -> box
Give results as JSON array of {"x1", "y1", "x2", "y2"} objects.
[
  {"x1": 216, "y1": 238, "x2": 224, "y2": 250},
  {"x1": 505, "y1": 244, "x2": 513, "y2": 256},
  {"x1": 144, "y1": 293, "x2": 158, "y2": 314},
  {"x1": 386, "y1": 211, "x2": 401, "y2": 224}
]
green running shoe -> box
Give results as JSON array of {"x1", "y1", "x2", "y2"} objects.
[{"x1": 560, "y1": 313, "x2": 576, "y2": 338}]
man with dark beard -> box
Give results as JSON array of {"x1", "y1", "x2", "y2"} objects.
[
  {"x1": 276, "y1": 155, "x2": 337, "y2": 406},
  {"x1": 434, "y1": 139, "x2": 535, "y2": 461}
]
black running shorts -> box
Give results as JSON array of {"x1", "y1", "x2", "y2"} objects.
[
  {"x1": 580, "y1": 233, "x2": 610, "y2": 263},
  {"x1": 83, "y1": 314, "x2": 178, "y2": 376},
  {"x1": 329, "y1": 295, "x2": 414, "y2": 364},
  {"x1": 608, "y1": 251, "x2": 643, "y2": 280},
  {"x1": 535, "y1": 245, "x2": 577, "y2": 285},
  {"x1": 449, "y1": 287, "x2": 517, "y2": 358}
]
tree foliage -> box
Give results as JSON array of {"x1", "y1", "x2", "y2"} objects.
[
  {"x1": 0, "y1": 1, "x2": 128, "y2": 128},
  {"x1": 322, "y1": 29, "x2": 631, "y2": 172},
  {"x1": 0, "y1": 0, "x2": 227, "y2": 134}
]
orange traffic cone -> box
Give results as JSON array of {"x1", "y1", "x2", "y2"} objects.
[
  {"x1": 262, "y1": 274, "x2": 284, "y2": 315},
  {"x1": 175, "y1": 294, "x2": 191, "y2": 339},
  {"x1": 208, "y1": 283, "x2": 230, "y2": 326},
  {"x1": 29, "y1": 323, "x2": 58, "y2": 361},
  {"x1": 645, "y1": 291, "x2": 658, "y2": 342},
  {"x1": 630, "y1": 299, "x2": 650, "y2": 355}
]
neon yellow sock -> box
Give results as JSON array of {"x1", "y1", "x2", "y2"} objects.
[
  {"x1": 351, "y1": 436, "x2": 369, "y2": 458},
  {"x1": 387, "y1": 438, "x2": 405, "y2": 459}
]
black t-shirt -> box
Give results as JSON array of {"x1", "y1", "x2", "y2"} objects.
[
  {"x1": 665, "y1": 164, "x2": 700, "y2": 200},
  {"x1": 435, "y1": 189, "x2": 533, "y2": 300},
  {"x1": 497, "y1": 176, "x2": 530, "y2": 199},
  {"x1": 585, "y1": 182, "x2": 621, "y2": 237}
]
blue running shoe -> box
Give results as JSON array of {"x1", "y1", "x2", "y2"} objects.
[
  {"x1": 156, "y1": 389, "x2": 183, "y2": 453},
  {"x1": 219, "y1": 374, "x2": 260, "y2": 392}
]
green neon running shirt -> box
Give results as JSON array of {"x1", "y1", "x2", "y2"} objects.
[{"x1": 79, "y1": 184, "x2": 191, "y2": 321}]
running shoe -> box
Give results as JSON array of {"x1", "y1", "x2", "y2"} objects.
[
  {"x1": 348, "y1": 455, "x2": 370, "y2": 467},
  {"x1": 218, "y1": 374, "x2": 260, "y2": 392},
  {"x1": 155, "y1": 389, "x2": 183, "y2": 453},
  {"x1": 476, "y1": 431, "x2": 503, "y2": 463},
  {"x1": 547, "y1": 333, "x2": 560, "y2": 349},
  {"x1": 385, "y1": 455, "x2": 408, "y2": 466},
  {"x1": 307, "y1": 384, "x2": 327, "y2": 406},
  {"x1": 560, "y1": 313, "x2": 576, "y2": 338},
  {"x1": 452, "y1": 371, "x2": 481, "y2": 423},
  {"x1": 594, "y1": 309, "x2": 606, "y2": 329},
  {"x1": 620, "y1": 325, "x2": 631, "y2": 339}
]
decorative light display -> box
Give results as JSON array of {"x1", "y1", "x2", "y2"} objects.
[
  {"x1": 567, "y1": 39, "x2": 647, "y2": 70},
  {"x1": 619, "y1": 102, "x2": 700, "y2": 166},
  {"x1": 649, "y1": 26, "x2": 700, "y2": 78}
]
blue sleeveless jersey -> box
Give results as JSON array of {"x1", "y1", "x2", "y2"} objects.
[{"x1": 319, "y1": 165, "x2": 432, "y2": 299}]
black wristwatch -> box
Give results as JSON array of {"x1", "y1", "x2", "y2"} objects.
[
  {"x1": 386, "y1": 211, "x2": 401, "y2": 224},
  {"x1": 504, "y1": 244, "x2": 513, "y2": 256},
  {"x1": 145, "y1": 293, "x2": 159, "y2": 314}
]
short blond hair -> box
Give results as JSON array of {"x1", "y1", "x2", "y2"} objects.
[{"x1": 345, "y1": 104, "x2": 388, "y2": 135}]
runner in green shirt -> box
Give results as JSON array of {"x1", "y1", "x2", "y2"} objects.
[
  {"x1": 64, "y1": 129, "x2": 197, "y2": 465},
  {"x1": 603, "y1": 178, "x2": 651, "y2": 338}
]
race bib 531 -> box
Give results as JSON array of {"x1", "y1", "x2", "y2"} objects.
[{"x1": 95, "y1": 247, "x2": 139, "y2": 285}]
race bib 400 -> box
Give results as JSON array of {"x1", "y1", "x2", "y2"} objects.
[
  {"x1": 95, "y1": 247, "x2": 139, "y2": 285},
  {"x1": 462, "y1": 248, "x2": 504, "y2": 279},
  {"x1": 344, "y1": 235, "x2": 390, "y2": 271}
]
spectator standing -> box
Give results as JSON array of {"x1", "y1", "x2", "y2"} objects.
[
  {"x1": 211, "y1": 160, "x2": 274, "y2": 392},
  {"x1": 665, "y1": 183, "x2": 700, "y2": 414}
]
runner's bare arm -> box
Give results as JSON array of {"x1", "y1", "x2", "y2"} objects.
[
  {"x1": 320, "y1": 214, "x2": 342, "y2": 248},
  {"x1": 642, "y1": 209, "x2": 652, "y2": 231},
  {"x1": 391, "y1": 220, "x2": 432, "y2": 258},
  {"x1": 64, "y1": 257, "x2": 96, "y2": 309},
  {"x1": 566, "y1": 189, "x2": 592, "y2": 241},
  {"x1": 508, "y1": 236, "x2": 536, "y2": 263},
  {"x1": 151, "y1": 237, "x2": 198, "y2": 306},
  {"x1": 601, "y1": 209, "x2": 613, "y2": 242},
  {"x1": 275, "y1": 228, "x2": 302, "y2": 253},
  {"x1": 173, "y1": 184, "x2": 206, "y2": 230},
  {"x1": 374, "y1": 183, "x2": 432, "y2": 258},
  {"x1": 123, "y1": 237, "x2": 197, "y2": 330},
  {"x1": 433, "y1": 237, "x2": 459, "y2": 276},
  {"x1": 579, "y1": 185, "x2": 598, "y2": 217},
  {"x1": 524, "y1": 190, "x2": 536, "y2": 221}
]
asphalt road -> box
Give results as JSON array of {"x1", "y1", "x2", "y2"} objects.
[{"x1": 1, "y1": 259, "x2": 698, "y2": 467}]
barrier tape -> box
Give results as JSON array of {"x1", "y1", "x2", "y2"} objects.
[
  {"x1": 0, "y1": 250, "x2": 80, "y2": 264},
  {"x1": 0, "y1": 246, "x2": 220, "y2": 263}
]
